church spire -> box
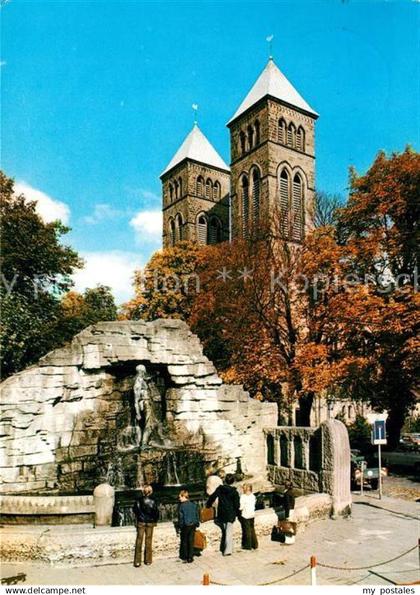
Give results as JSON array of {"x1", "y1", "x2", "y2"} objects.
[
  {"x1": 227, "y1": 58, "x2": 318, "y2": 126},
  {"x1": 160, "y1": 123, "x2": 229, "y2": 178}
]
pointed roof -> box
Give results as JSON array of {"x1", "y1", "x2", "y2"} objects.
[
  {"x1": 161, "y1": 124, "x2": 229, "y2": 177},
  {"x1": 228, "y1": 58, "x2": 318, "y2": 125}
]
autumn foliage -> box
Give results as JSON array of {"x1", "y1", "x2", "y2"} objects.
[{"x1": 125, "y1": 149, "x2": 420, "y2": 443}]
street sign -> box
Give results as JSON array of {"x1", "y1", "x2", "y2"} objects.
[{"x1": 372, "y1": 419, "x2": 387, "y2": 445}]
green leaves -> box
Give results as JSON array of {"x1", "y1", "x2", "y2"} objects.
[{"x1": 0, "y1": 171, "x2": 82, "y2": 377}]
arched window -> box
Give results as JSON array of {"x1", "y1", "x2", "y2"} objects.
[
  {"x1": 296, "y1": 127, "x2": 305, "y2": 152},
  {"x1": 240, "y1": 131, "x2": 246, "y2": 154},
  {"x1": 266, "y1": 434, "x2": 275, "y2": 466},
  {"x1": 280, "y1": 435, "x2": 289, "y2": 467},
  {"x1": 309, "y1": 433, "x2": 321, "y2": 472},
  {"x1": 208, "y1": 217, "x2": 222, "y2": 244},
  {"x1": 169, "y1": 218, "x2": 176, "y2": 246},
  {"x1": 178, "y1": 177, "x2": 182, "y2": 198},
  {"x1": 213, "y1": 181, "x2": 221, "y2": 201},
  {"x1": 241, "y1": 175, "x2": 249, "y2": 238},
  {"x1": 247, "y1": 125, "x2": 254, "y2": 150},
  {"x1": 292, "y1": 173, "x2": 304, "y2": 242},
  {"x1": 280, "y1": 169, "x2": 290, "y2": 238},
  {"x1": 254, "y1": 119, "x2": 260, "y2": 145},
  {"x1": 278, "y1": 118, "x2": 286, "y2": 144},
  {"x1": 197, "y1": 214, "x2": 207, "y2": 245},
  {"x1": 205, "y1": 179, "x2": 212, "y2": 200},
  {"x1": 174, "y1": 180, "x2": 179, "y2": 200},
  {"x1": 251, "y1": 168, "x2": 260, "y2": 225},
  {"x1": 294, "y1": 436, "x2": 304, "y2": 469},
  {"x1": 175, "y1": 213, "x2": 183, "y2": 241},
  {"x1": 287, "y1": 122, "x2": 296, "y2": 147},
  {"x1": 196, "y1": 176, "x2": 204, "y2": 196},
  {"x1": 169, "y1": 183, "x2": 174, "y2": 203}
]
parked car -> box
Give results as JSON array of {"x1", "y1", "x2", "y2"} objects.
[
  {"x1": 404, "y1": 433, "x2": 420, "y2": 447},
  {"x1": 350, "y1": 449, "x2": 387, "y2": 490},
  {"x1": 375, "y1": 444, "x2": 420, "y2": 473}
]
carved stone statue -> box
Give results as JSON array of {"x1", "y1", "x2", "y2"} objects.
[{"x1": 133, "y1": 364, "x2": 163, "y2": 448}]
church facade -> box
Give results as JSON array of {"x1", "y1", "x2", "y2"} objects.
[{"x1": 161, "y1": 58, "x2": 318, "y2": 248}]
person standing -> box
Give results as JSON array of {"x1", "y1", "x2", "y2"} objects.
[
  {"x1": 178, "y1": 490, "x2": 200, "y2": 563},
  {"x1": 283, "y1": 481, "x2": 296, "y2": 520},
  {"x1": 133, "y1": 485, "x2": 160, "y2": 567},
  {"x1": 206, "y1": 473, "x2": 239, "y2": 556},
  {"x1": 205, "y1": 472, "x2": 223, "y2": 517},
  {"x1": 239, "y1": 483, "x2": 258, "y2": 550}
]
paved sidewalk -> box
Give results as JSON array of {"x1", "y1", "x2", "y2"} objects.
[{"x1": 1, "y1": 496, "x2": 418, "y2": 586}]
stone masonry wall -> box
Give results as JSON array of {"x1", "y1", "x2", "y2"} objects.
[
  {"x1": 265, "y1": 420, "x2": 351, "y2": 516},
  {"x1": 162, "y1": 161, "x2": 230, "y2": 247},
  {"x1": 229, "y1": 98, "x2": 316, "y2": 240}
]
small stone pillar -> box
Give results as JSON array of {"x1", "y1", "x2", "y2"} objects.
[
  {"x1": 319, "y1": 420, "x2": 352, "y2": 517},
  {"x1": 93, "y1": 483, "x2": 115, "y2": 526}
]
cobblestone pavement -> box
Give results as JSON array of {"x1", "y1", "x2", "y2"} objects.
[{"x1": 1, "y1": 496, "x2": 419, "y2": 586}]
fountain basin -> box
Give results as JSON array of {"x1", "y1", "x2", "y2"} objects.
[
  {"x1": 0, "y1": 494, "x2": 95, "y2": 526},
  {"x1": 0, "y1": 494, "x2": 334, "y2": 565}
]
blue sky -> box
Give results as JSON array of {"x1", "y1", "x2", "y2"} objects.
[{"x1": 2, "y1": 0, "x2": 419, "y2": 301}]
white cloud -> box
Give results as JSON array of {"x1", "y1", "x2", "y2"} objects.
[
  {"x1": 73, "y1": 250, "x2": 143, "y2": 304},
  {"x1": 14, "y1": 181, "x2": 70, "y2": 224},
  {"x1": 130, "y1": 209, "x2": 162, "y2": 244},
  {"x1": 83, "y1": 203, "x2": 124, "y2": 224}
]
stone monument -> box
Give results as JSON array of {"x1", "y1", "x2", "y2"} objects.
[{"x1": 0, "y1": 320, "x2": 277, "y2": 495}]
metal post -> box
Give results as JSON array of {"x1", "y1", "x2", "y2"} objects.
[
  {"x1": 360, "y1": 460, "x2": 364, "y2": 496},
  {"x1": 310, "y1": 555, "x2": 317, "y2": 586},
  {"x1": 378, "y1": 443, "x2": 382, "y2": 500}
]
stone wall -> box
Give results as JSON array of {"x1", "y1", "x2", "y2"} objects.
[
  {"x1": 0, "y1": 493, "x2": 333, "y2": 565},
  {"x1": 229, "y1": 97, "x2": 316, "y2": 240},
  {"x1": 265, "y1": 420, "x2": 351, "y2": 516},
  {"x1": 161, "y1": 160, "x2": 230, "y2": 247},
  {"x1": 0, "y1": 319, "x2": 277, "y2": 494}
]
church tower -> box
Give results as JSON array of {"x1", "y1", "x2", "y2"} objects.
[
  {"x1": 227, "y1": 58, "x2": 319, "y2": 241},
  {"x1": 161, "y1": 124, "x2": 230, "y2": 248}
]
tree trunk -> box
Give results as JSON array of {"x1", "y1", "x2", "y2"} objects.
[
  {"x1": 296, "y1": 392, "x2": 314, "y2": 427},
  {"x1": 386, "y1": 402, "x2": 407, "y2": 450}
]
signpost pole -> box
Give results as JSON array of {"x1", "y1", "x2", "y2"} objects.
[
  {"x1": 370, "y1": 416, "x2": 387, "y2": 500},
  {"x1": 378, "y1": 442, "x2": 382, "y2": 500},
  {"x1": 360, "y1": 460, "x2": 364, "y2": 496}
]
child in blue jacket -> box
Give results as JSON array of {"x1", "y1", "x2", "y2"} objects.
[{"x1": 178, "y1": 489, "x2": 200, "y2": 563}]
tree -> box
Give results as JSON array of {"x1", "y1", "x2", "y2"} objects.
[
  {"x1": 0, "y1": 171, "x2": 82, "y2": 377},
  {"x1": 347, "y1": 415, "x2": 373, "y2": 456},
  {"x1": 121, "y1": 241, "x2": 205, "y2": 321},
  {"x1": 296, "y1": 149, "x2": 420, "y2": 447},
  {"x1": 314, "y1": 191, "x2": 344, "y2": 228},
  {"x1": 60, "y1": 285, "x2": 118, "y2": 341},
  {"x1": 190, "y1": 219, "x2": 312, "y2": 423},
  {"x1": 122, "y1": 149, "x2": 418, "y2": 439}
]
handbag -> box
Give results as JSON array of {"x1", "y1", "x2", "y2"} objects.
[
  {"x1": 200, "y1": 506, "x2": 215, "y2": 523},
  {"x1": 277, "y1": 521, "x2": 297, "y2": 535},
  {"x1": 271, "y1": 526, "x2": 284, "y2": 542},
  {"x1": 271, "y1": 521, "x2": 297, "y2": 542},
  {"x1": 194, "y1": 529, "x2": 207, "y2": 550}
]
